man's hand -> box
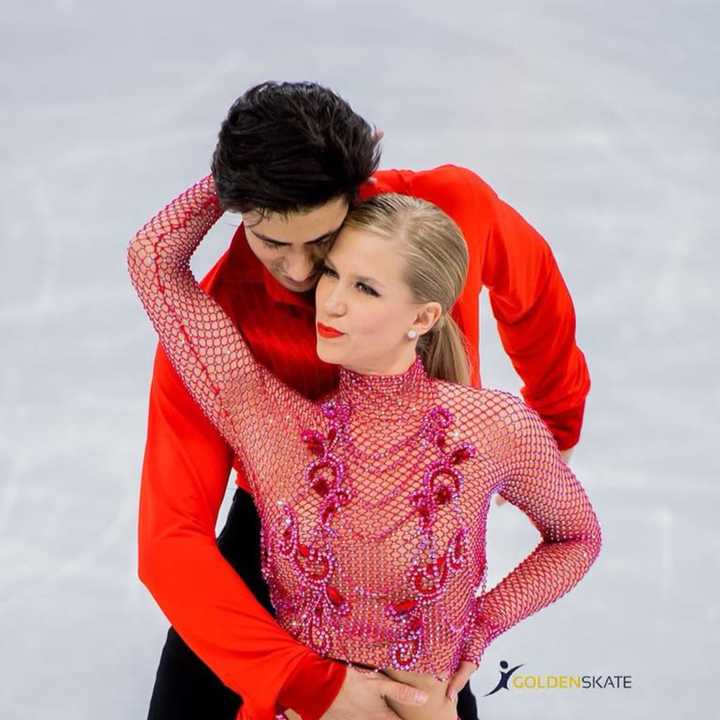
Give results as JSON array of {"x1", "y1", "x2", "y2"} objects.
[
  {"x1": 494, "y1": 445, "x2": 576, "y2": 506},
  {"x1": 317, "y1": 666, "x2": 429, "y2": 719}
]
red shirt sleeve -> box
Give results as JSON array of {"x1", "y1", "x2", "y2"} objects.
[
  {"x1": 134, "y1": 178, "x2": 346, "y2": 720},
  {"x1": 139, "y1": 343, "x2": 345, "y2": 720},
  {"x1": 472, "y1": 170, "x2": 591, "y2": 450},
  {"x1": 366, "y1": 165, "x2": 591, "y2": 450}
]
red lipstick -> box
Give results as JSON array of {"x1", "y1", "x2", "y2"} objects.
[{"x1": 317, "y1": 322, "x2": 345, "y2": 338}]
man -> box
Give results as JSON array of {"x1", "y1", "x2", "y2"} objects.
[{"x1": 139, "y1": 81, "x2": 590, "y2": 720}]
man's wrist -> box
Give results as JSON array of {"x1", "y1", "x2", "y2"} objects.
[{"x1": 277, "y1": 653, "x2": 347, "y2": 720}]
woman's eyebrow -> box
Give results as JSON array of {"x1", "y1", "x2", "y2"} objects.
[
  {"x1": 323, "y1": 256, "x2": 385, "y2": 289},
  {"x1": 253, "y1": 226, "x2": 342, "y2": 246}
]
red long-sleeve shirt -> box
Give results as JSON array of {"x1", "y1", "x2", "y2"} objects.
[{"x1": 135, "y1": 164, "x2": 591, "y2": 720}]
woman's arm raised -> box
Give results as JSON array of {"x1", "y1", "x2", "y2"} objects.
[
  {"x1": 127, "y1": 173, "x2": 308, "y2": 471},
  {"x1": 127, "y1": 174, "x2": 351, "y2": 719}
]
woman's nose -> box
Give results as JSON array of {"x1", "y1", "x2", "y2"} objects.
[{"x1": 323, "y1": 286, "x2": 347, "y2": 316}]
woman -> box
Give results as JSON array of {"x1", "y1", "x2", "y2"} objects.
[{"x1": 127, "y1": 174, "x2": 602, "y2": 720}]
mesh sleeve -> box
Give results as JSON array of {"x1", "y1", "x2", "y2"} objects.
[
  {"x1": 127, "y1": 174, "x2": 304, "y2": 474},
  {"x1": 461, "y1": 392, "x2": 602, "y2": 664}
]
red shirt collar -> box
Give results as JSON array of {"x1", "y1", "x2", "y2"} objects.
[
  {"x1": 357, "y1": 173, "x2": 404, "y2": 201},
  {"x1": 259, "y1": 261, "x2": 316, "y2": 307}
]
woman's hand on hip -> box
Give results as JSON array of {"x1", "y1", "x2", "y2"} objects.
[{"x1": 445, "y1": 661, "x2": 478, "y2": 703}]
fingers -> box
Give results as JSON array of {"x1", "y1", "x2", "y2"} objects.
[
  {"x1": 445, "y1": 661, "x2": 478, "y2": 701},
  {"x1": 445, "y1": 677, "x2": 462, "y2": 702},
  {"x1": 494, "y1": 493, "x2": 507, "y2": 506},
  {"x1": 445, "y1": 677, "x2": 467, "y2": 702},
  {"x1": 381, "y1": 679, "x2": 429, "y2": 706},
  {"x1": 378, "y1": 709, "x2": 404, "y2": 720}
]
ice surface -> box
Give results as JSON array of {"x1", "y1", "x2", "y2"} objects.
[{"x1": 1, "y1": 1, "x2": 717, "y2": 718}]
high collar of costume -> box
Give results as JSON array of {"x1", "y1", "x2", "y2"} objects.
[{"x1": 336, "y1": 354, "x2": 435, "y2": 417}]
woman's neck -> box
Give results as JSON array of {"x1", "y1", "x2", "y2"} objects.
[
  {"x1": 334, "y1": 353, "x2": 436, "y2": 423},
  {"x1": 339, "y1": 349, "x2": 420, "y2": 378}
]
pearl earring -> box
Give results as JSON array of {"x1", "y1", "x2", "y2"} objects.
[{"x1": 407, "y1": 329, "x2": 418, "y2": 339}]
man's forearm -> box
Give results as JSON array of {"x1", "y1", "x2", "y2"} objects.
[{"x1": 139, "y1": 345, "x2": 345, "y2": 719}]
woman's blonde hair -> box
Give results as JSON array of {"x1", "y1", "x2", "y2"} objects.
[{"x1": 342, "y1": 193, "x2": 472, "y2": 385}]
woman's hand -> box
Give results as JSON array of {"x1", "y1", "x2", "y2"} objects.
[{"x1": 444, "y1": 660, "x2": 478, "y2": 703}]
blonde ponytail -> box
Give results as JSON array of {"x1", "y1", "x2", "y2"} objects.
[{"x1": 417, "y1": 312, "x2": 472, "y2": 385}]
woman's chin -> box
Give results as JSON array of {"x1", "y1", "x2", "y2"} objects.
[{"x1": 316, "y1": 340, "x2": 344, "y2": 365}]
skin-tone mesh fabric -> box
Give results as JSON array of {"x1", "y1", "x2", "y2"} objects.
[{"x1": 127, "y1": 174, "x2": 602, "y2": 678}]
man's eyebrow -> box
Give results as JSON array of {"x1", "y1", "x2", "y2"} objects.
[
  {"x1": 322, "y1": 256, "x2": 385, "y2": 289},
  {"x1": 252, "y1": 226, "x2": 342, "y2": 245}
]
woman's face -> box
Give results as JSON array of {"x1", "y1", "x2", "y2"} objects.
[{"x1": 315, "y1": 226, "x2": 441, "y2": 374}]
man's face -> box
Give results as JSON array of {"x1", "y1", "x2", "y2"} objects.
[{"x1": 242, "y1": 196, "x2": 350, "y2": 293}]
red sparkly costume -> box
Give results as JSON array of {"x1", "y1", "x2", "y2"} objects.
[{"x1": 129, "y1": 173, "x2": 600, "y2": 720}]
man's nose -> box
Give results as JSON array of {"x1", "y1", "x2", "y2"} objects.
[{"x1": 282, "y1": 254, "x2": 315, "y2": 283}]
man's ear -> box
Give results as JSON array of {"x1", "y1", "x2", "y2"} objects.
[{"x1": 414, "y1": 302, "x2": 443, "y2": 335}]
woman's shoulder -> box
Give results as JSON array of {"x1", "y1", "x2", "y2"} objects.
[
  {"x1": 434, "y1": 382, "x2": 542, "y2": 439},
  {"x1": 436, "y1": 380, "x2": 525, "y2": 412}
]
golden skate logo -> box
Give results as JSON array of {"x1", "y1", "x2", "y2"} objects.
[{"x1": 485, "y1": 660, "x2": 632, "y2": 696}]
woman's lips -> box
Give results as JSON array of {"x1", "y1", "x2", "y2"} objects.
[{"x1": 317, "y1": 322, "x2": 345, "y2": 338}]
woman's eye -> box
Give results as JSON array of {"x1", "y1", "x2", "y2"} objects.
[
  {"x1": 320, "y1": 265, "x2": 378, "y2": 297},
  {"x1": 357, "y1": 283, "x2": 379, "y2": 297},
  {"x1": 262, "y1": 240, "x2": 282, "y2": 250}
]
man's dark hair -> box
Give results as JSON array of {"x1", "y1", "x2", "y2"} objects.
[{"x1": 211, "y1": 81, "x2": 381, "y2": 216}]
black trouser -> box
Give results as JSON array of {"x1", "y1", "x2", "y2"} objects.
[{"x1": 147, "y1": 488, "x2": 479, "y2": 720}]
